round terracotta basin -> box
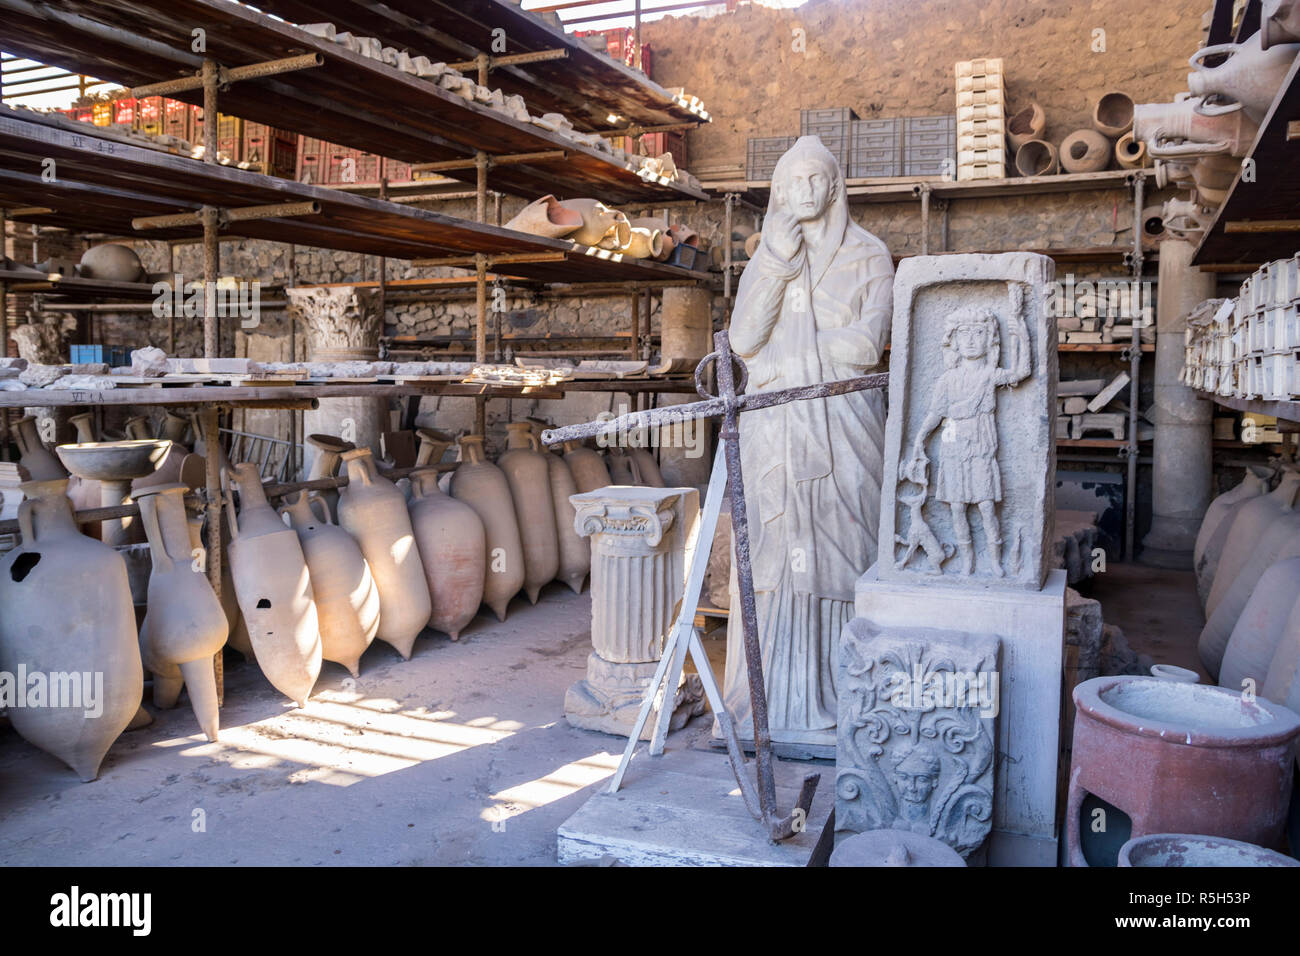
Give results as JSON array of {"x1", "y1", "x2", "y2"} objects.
[
  {"x1": 55, "y1": 440, "x2": 172, "y2": 482},
  {"x1": 1119, "y1": 833, "x2": 1299, "y2": 867}
]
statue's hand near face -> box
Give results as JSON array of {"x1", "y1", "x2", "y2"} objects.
[{"x1": 762, "y1": 210, "x2": 804, "y2": 264}]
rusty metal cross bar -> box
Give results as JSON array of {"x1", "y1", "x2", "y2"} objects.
[{"x1": 542, "y1": 330, "x2": 888, "y2": 841}]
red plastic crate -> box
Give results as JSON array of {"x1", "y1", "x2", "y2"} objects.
[
  {"x1": 137, "y1": 96, "x2": 162, "y2": 127},
  {"x1": 111, "y1": 97, "x2": 136, "y2": 126},
  {"x1": 163, "y1": 99, "x2": 191, "y2": 141},
  {"x1": 297, "y1": 136, "x2": 328, "y2": 183},
  {"x1": 326, "y1": 146, "x2": 380, "y2": 185}
]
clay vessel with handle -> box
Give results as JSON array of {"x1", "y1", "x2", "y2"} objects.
[
  {"x1": 504, "y1": 194, "x2": 584, "y2": 239},
  {"x1": 409, "y1": 468, "x2": 486, "y2": 640},
  {"x1": 498, "y1": 423, "x2": 560, "y2": 604},
  {"x1": 450, "y1": 435, "x2": 525, "y2": 621}
]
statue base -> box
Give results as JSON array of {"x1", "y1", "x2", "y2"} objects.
[
  {"x1": 564, "y1": 652, "x2": 705, "y2": 741},
  {"x1": 850, "y1": 565, "x2": 1066, "y2": 866}
]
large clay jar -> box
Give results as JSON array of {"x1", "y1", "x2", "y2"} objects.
[
  {"x1": 136, "y1": 483, "x2": 225, "y2": 741},
  {"x1": 1262, "y1": 598, "x2": 1300, "y2": 712},
  {"x1": 629, "y1": 447, "x2": 666, "y2": 487},
  {"x1": 0, "y1": 479, "x2": 141, "y2": 780},
  {"x1": 556, "y1": 198, "x2": 632, "y2": 249},
  {"x1": 280, "y1": 491, "x2": 379, "y2": 676},
  {"x1": 409, "y1": 468, "x2": 486, "y2": 640},
  {"x1": 186, "y1": 501, "x2": 252, "y2": 660},
  {"x1": 337, "y1": 448, "x2": 431, "y2": 659},
  {"x1": 1092, "y1": 91, "x2": 1135, "y2": 138},
  {"x1": 1201, "y1": 471, "x2": 1300, "y2": 675},
  {"x1": 607, "y1": 446, "x2": 637, "y2": 484},
  {"x1": 623, "y1": 226, "x2": 664, "y2": 259},
  {"x1": 1014, "y1": 140, "x2": 1059, "y2": 177},
  {"x1": 564, "y1": 440, "x2": 612, "y2": 493},
  {"x1": 1007, "y1": 101, "x2": 1047, "y2": 151},
  {"x1": 450, "y1": 435, "x2": 525, "y2": 621},
  {"x1": 1220, "y1": 556, "x2": 1300, "y2": 692},
  {"x1": 498, "y1": 423, "x2": 560, "y2": 604},
  {"x1": 630, "y1": 217, "x2": 675, "y2": 260},
  {"x1": 65, "y1": 415, "x2": 101, "y2": 534},
  {"x1": 1187, "y1": 31, "x2": 1300, "y2": 122},
  {"x1": 305, "y1": 434, "x2": 354, "y2": 518},
  {"x1": 1195, "y1": 466, "x2": 1273, "y2": 606},
  {"x1": 504, "y1": 194, "x2": 584, "y2": 239},
  {"x1": 1060, "y1": 129, "x2": 1112, "y2": 173},
  {"x1": 1263, "y1": 0, "x2": 1300, "y2": 49},
  {"x1": 225, "y1": 463, "x2": 322, "y2": 707},
  {"x1": 545, "y1": 449, "x2": 590, "y2": 593},
  {"x1": 13, "y1": 415, "x2": 66, "y2": 481}
]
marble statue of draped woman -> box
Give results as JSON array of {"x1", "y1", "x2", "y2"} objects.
[{"x1": 721, "y1": 136, "x2": 893, "y2": 746}]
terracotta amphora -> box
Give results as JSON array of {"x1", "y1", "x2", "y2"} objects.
[
  {"x1": 1195, "y1": 465, "x2": 1273, "y2": 606},
  {"x1": 498, "y1": 423, "x2": 560, "y2": 604},
  {"x1": 1220, "y1": 556, "x2": 1300, "y2": 693},
  {"x1": 280, "y1": 491, "x2": 379, "y2": 676},
  {"x1": 450, "y1": 435, "x2": 525, "y2": 621},
  {"x1": 305, "y1": 433, "x2": 354, "y2": 517},
  {"x1": 1187, "y1": 31, "x2": 1300, "y2": 122},
  {"x1": 623, "y1": 226, "x2": 664, "y2": 259},
  {"x1": 13, "y1": 415, "x2": 66, "y2": 481},
  {"x1": 1115, "y1": 132, "x2": 1149, "y2": 169},
  {"x1": 136, "y1": 483, "x2": 225, "y2": 741},
  {"x1": 1262, "y1": 597, "x2": 1300, "y2": 712},
  {"x1": 336, "y1": 449, "x2": 431, "y2": 658},
  {"x1": 630, "y1": 217, "x2": 675, "y2": 260},
  {"x1": 546, "y1": 449, "x2": 590, "y2": 594},
  {"x1": 629, "y1": 447, "x2": 666, "y2": 487},
  {"x1": 607, "y1": 446, "x2": 637, "y2": 484},
  {"x1": 1060, "y1": 129, "x2": 1112, "y2": 173},
  {"x1": 225, "y1": 464, "x2": 321, "y2": 707},
  {"x1": 185, "y1": 502, "x2": 252, "y2": 660},
  {"x1": 504, "y1": 194, "x2": 584, "y2": 239},
  {"x1": 563, "y1": 440, "x2": 612, "y2": 493},
  {"x1": 557, "y1": 198, "x2": 632, "y2": 249},
  {"x1": 0, "y1": 479, "x2": 142, "y2": 780},
  {"x1": 409, "y1": 468, "x2": 486, "y2": 640},
  {"x1": 1263, "y1": 0, "x2": 1300, "y2": 48},
  {"x1": 1207, "y1": 469, "x2": 1300, "y2": 616}
]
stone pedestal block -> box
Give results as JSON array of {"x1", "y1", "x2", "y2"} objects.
[{"x1": 566, "y1": 486, "x2": 705, "y2": 738}]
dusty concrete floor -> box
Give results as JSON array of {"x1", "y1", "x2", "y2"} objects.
[
  {"x1": 1077, "y1": 560, "x2": 1208, "y2": 679},
  {"x1": 0, "y1": 583, "x2": 705, "y2": 866}
]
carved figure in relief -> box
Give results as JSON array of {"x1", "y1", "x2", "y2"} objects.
[{"x1": 900, "y1": 285, "x2": 1031, "y2": 577}]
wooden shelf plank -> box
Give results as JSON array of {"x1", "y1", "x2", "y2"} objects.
[{"x1": 706, "y1": 169, "x2": 1137, "y2": 205}]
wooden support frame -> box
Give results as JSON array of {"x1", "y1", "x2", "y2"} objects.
[{"x1": 129, "y1": 53, "x2": 324, "y2": 97}]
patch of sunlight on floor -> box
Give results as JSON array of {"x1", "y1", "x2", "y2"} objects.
[{"x1": 485, "y1": 751, "x2": 621, "y2": 821}]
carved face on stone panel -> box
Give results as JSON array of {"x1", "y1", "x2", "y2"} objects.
[
  {"x1": 942, "y1": 307, "x2": 1001, "y2": 368},
  {"x1": 891, "y1": 746, "x2": 942, "y2": 806},
  {"x1": 784, "y1": 158, "x2": 833, "y2": 222}
]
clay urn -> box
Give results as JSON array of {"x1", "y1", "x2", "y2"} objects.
[
  {"x1": 1195, "y1": 465, "x2": 1273, "y2": 606},
  {"x1": 1219, "y1": 556, "x2": 1300, "y2": 692},
  {"x1": 1059, "y1": 129, "x2": 1112, "y2": 173},
  {"x1": 305, "y1": 433, "x2": 355, "y2": 517},
  {"x1": 667, "y1": 223, "x2": 700, "y2": 249},
  {"x1": 543, "y1": 446, "x2": 590, "y2": 594},
  {"x1": 1067, "y1": 676, "x2": 1300, "y2": 866},
  {"x1": 1014, "y1": 139, "x2": 1059, "y2": 177},
  {"x1": 135, "y1": 483, "x2": 225, "y2": 741},
  {"x1": 556, "y1": 198, "x2": 632, "y2": 249},
  {"x1": 498, "y1": 423, "x2": 560, "y2": 604},
  {"x1": 622, "y1": 226, "x2": 665, "y2": 259},
  {"x1": 450, "y1": 434, "x2": 525, "y2": 621},
  {"x1": 1262, "y1": 0, "x2": 1300, "y2": 48},
  {"x1": 1092, "y1": 91, "x2": 1135, "y2": 138},
  {"x1": 1114, "y1": 132, "x2": 1148, "y2": 169},
  {"x1": 1187, "y1": 31, "x2": 1300, "y2": 122},
  {"x1": 1134, "y1": 99, "x2": 1260, "y2": 160},
  {"x1": 0, "y1": 479, "x2": 142, "y2": 780},
  {"x1": 504, "y1": 194, "x2": 584, "y2": 239},
  {"x1": 563, "y1": 440, "x2": 612, "y2": 493},
  {"x1": 630, "y1": 217, "x2": 675, "y2": 260},
  {"x1": 606, "y1": 446, "x2": 637, "y2": 484},
  {"x1": 13, "y1": 415, "x2": 66, "y2": 481},
  {"x1": 414, "y1": 427, "x2": 453, "y2": 467},
  {"x1": 224, "y1": 462, "x2": 322, "y2": 706},
  {"x1": 280, "y1": 491, "x2": 379, "y2": 676},
  {"x1": 1119, "y1": 833, "x2": 1299, "y2": 867},
  {"x1": 336, "y1": 448, "x2": 431, "y2": 659},
  {"x1": 628, "y1": 447, "x2": 666, "y2": 487},
  {"x1": 408, "y1": 468, "x2": 486, "y2": 640},
  {"x1": 1007, "y1": 101, "x2": 1047, "y2": 151},
  {"x1": 79, "y1": 243, "x2": 143, "y2": 282},
  {"x1": 69, "y1": 412, "x2": 96, "y2": 443}
]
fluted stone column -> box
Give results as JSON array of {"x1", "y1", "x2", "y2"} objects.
[
  {"x1": 565, "y1": 486, "x2": 705, "y2": 739},
  {"x1": 287, "y1": 286, "x2": 386, "y2": 478},
  {"x1": 1141, "y1": 239, "x2": 1215, "y2": 568}
]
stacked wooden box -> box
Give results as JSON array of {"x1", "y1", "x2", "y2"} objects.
[{"x1": 954, "y1": 58, "x2": 1005, "y2": 180}]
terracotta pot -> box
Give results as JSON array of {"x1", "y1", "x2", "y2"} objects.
[
  {"x1": 1262, "y1": 0, "x2": 1300, "y2": 48},
  {"x1": 79, "y1": 243, "x2": 143, "y2": 282},
  {"x1": 1007, "y1": 101, "x2": 1047, "y2": 151},
  {"x1": 1139, "y1": 203, "x2": 1168, "y2": 250},
  {"x1": 504, "y1": 194, "x2": 584, "y2": 239},
  {"x1": 1187, "y1": 31, "x2": 1300, "y2": 122},
  {"x1": 606, "y1": 446, "x2": 637, "y2": 484},
  {"x1": 280, "y1": 491, "x2": 379, "y2": 676},
  {"x1": 1195, "y1": 465, "x2": 1273, "y2": 606},
  {"x1": 498, "y1": 423, "x2": 560, "y2": 604},
  {"x1": 1014, "y1": 139, "x2": 1059, "y2": 177},
  {"x1": 629, "y1": 447, "x2": 666, "y2": 487},
  {"x1": 13, "y1": 415, "x2": 66, "y2": 481},
  {"x1": 563, "y1": 440, "x2": 612, "y2": 493},
  {"x1": 1134, "y1": 98, "x2": 1260, "y2": 159},
  {"x1": 1067, "y1": 676, "x2": 1300, "y2": 866},
  {"x1": 623, "y1": 226, "x2": 664, "y2": 259},
  {"x1": 136, "y1": 483, "x2": 225, "y2": 741},
  {"x1": 1114, "y1": 131, "x2": 1148, "y2": 169},
  {"x1": 630, "y1": 217, "x2": 675, "y2": 260},
  {"x1": 667, "y1": 223, "x2": 699, "y2": 249},
  {"x1": 1220, "y1": 556, "x2": 1300, "y2": 692},
  {"x1": 450, "y1": 435, "x2": 525, "y2": 621},
  {"x1": 1059, "y1": 129, "x2": 1112, "y2": 172},
  {"x1": 124, "y1": 416, "x2": 153, "y2": 441},
  {"x1": 225, "y1": 466, "x2": 321, "y2": 707},
  {"x1": 1119, "y1": 833, "x2": 1299, "y2": 866},
  {"x1": 0, "y1": 479, "x2": 142, "y2": 780},
  {"x1": 305, "y1": 433, "x2": 354, "y2": 517},
  {"x1": 337, "y1": 449, "x2": 431, "y2": 659},
  {"x1": 1092, "y1": 91, "x2": 1135, "y2": 138},
  {"x1": 409, "y1": 468, "x2": 486, "y2": 640},
  {"x1": 160, "y1": 411, "x2": 190, "y2": 444},
  {"x1": 1192, "y1": 153, "x2": 1240, "y2": 206},
  {"x1": 545, "y1": 449, "x2": 589, "y2": 594},
  {"x1": 556, "y1": 198, "x2": 632, "y2": 249},
  {"x1": 1201, "y1": 471, "x2": 1300, "y2": 675},
  {"x1": 414, "y1": 427, "x2": 453, "y2": 467},
  {"x1": 186, "y1": 502, "x2": 251, "y2": 659},
  {"x1": 69, "y1": 412, "x2": 96, "y2": 443}
]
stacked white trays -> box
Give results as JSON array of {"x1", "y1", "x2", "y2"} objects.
[{"x1": 954, "y1": 58, "x2": 1005, "y2": 180}]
